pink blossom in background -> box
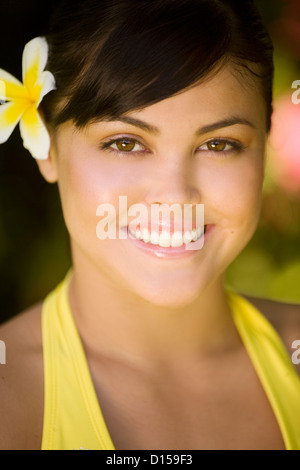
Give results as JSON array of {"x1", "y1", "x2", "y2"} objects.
[{"x1": 269, "y1": 95, "x2": 300, "y2": 194}]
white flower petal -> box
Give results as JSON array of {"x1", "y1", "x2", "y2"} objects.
[
  {"x1": 19, "y1": 106, "x2": 51, "y2": 159},
  {"x1": 0, "y1": 101, "x2": 27, "y2": 143},
  {"x1": 0, "y1": 80, "x2": 5, "y2": 102},
  {"x1": 0, "y1": 69, "x2": 28, "y2": 101},
  {"x1": 35, "y1": 70, "x2": 56, "y2": 107},
  {"x1": 0, "y1": 37, "x2": 55, "y2": 158},
  {"x1": 22, "y1": 37, "x2": 49, "y2": 91}
]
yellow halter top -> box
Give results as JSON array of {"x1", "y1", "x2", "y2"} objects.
[{"x1": 41, "y1": 271, "x2": 300, "y2": 450}]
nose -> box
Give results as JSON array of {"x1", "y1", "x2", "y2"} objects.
[{"x1": 145, "y1": 153, "x2": 201, "y2": 208}]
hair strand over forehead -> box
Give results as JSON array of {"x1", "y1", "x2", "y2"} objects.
[{"x1": 42, "y1": 0, "x2": 274, "y2": 131}]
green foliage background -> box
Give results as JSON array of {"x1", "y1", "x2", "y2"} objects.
[
  {"x1": 0, "y1": 0, "x2": 299, "y2": 323},
  {"x1": 226, "y1": 0, "x2": 300, "y2": 303}
]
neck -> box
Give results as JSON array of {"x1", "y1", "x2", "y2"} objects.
[{"x1": 68, "y1": 250, "x2": 241, "y2": 372}]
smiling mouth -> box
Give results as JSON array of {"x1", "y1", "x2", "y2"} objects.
[{"x1": 126, "y1": 225, "x2": 207, "y2": 248}]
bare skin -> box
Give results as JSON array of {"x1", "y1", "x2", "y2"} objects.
[
  {"x1": 0, "y1": 66, "x2": 299, "y2": 449},
  {"x1": 0, "y1": 296, "x2": 299, "y2": 450}
]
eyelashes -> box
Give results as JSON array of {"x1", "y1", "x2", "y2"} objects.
[
  {"x1": 200, "y1": 139, "x2": 245, "y2": 153},
  {"x1": 99, "y1": 136, "x2": 246, "y2": 157},
  {"x1": 100, "y1": 137, "x2": 148, "y2": 154}
]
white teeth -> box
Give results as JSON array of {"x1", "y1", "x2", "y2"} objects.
[
  {"x1": 128, "y1": 227, "x2": 205, "y2": 247},
  {"x1": 159, "y1": 231, "x2": 171, "y2": 248},
  {"x1": 183, "y1": 231, "x2": 193, "y2": 244},
  {"x1": 150, "y1": 231, "x2": 160, "y2": 245},
  {"x1": 141, "y1": 228, "x2": 151, "y2": 243},
  {"x1": 171, "y1": 231, "x2": 184, "y2": 248},
  {"x1": 135, "y1": 229, "x2": 142, "y2": 240}
]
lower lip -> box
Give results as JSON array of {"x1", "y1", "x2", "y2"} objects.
[{"x1": 121, "y1": 225, "x2": 213, "y2": 259}]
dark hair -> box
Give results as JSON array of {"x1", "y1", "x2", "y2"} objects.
[{"x1": 42, "y1": 0, "x2": 274, "y2": 131}]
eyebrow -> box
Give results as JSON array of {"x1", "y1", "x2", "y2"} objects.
[
  {"x1": 197, "y1": 117, "x2": 256, "y2": 134},
  {"x1": 108, "y1": 115, "x2": 256, "y2": 135},
  {"x1": 113, "y1": 116, "x2": 160, "y2": 134}
]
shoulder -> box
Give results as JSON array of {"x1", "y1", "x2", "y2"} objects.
[
  {"x1": 242, "y1": 293, "x2": 300, "y2": 375},
  {"x1": 0, "y1": 302, "x2": 44, "y2": 450}
]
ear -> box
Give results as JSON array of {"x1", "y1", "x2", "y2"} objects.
[
  {"x1": 35, "y1": 134, "x2": 58, "y2": 183},
  {"x1": 35, "y1": 109, "x2": 58, "y2": 183}
]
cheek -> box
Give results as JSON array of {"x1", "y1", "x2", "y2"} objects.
[
  {"x1": 201, "y1": 155, "x2": 264, "y2": 229},
  {"x1": 56, "y1": 145, "x2": 142, "y2": 246},
  {"x1": 56, "y1": 148, "x2": 111, "y2": 244}
]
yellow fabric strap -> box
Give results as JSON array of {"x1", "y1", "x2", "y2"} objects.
[
  {"x1": 41, "y1": 273, "x2": 300, "y2": 450},
  {"x1": 41, "y1": 272, "x2": 116, "y2": 450},
  {"x1": 226, "y1": 289, "x2": 300, "y2": 450}
]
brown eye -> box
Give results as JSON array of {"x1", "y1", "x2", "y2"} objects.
[
  {"x1": 101, "y1": 137, "x2": 147, "y2": 154},
  {"x1": 100, "y1": 136, "x2": 147, "y2": 155},
  {"x1": 198, "y1": 139, "x2": 244, "y2": 156},
  {"x1": 207, "y1": 140, "x2": 227, "y2": 151},
  {"x1": 115, "y1": 139, "x2": 136, "y2": 152}
]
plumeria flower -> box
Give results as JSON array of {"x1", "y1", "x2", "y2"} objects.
[{"x1": 0, "y1": 37, "x2": 56, "y2": 159}]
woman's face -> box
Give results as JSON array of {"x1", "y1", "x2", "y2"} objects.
[{"x1": 41, "y1": 66, "x2": 267, "y2": 307}]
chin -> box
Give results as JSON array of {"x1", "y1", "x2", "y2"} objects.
[{"x1": 131, "y1": 275, "x2": 212, "y2": 309}]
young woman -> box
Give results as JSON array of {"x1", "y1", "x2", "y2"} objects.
[{"x1": 0, "y1": 0, "x2": 300, "y2": 450}]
